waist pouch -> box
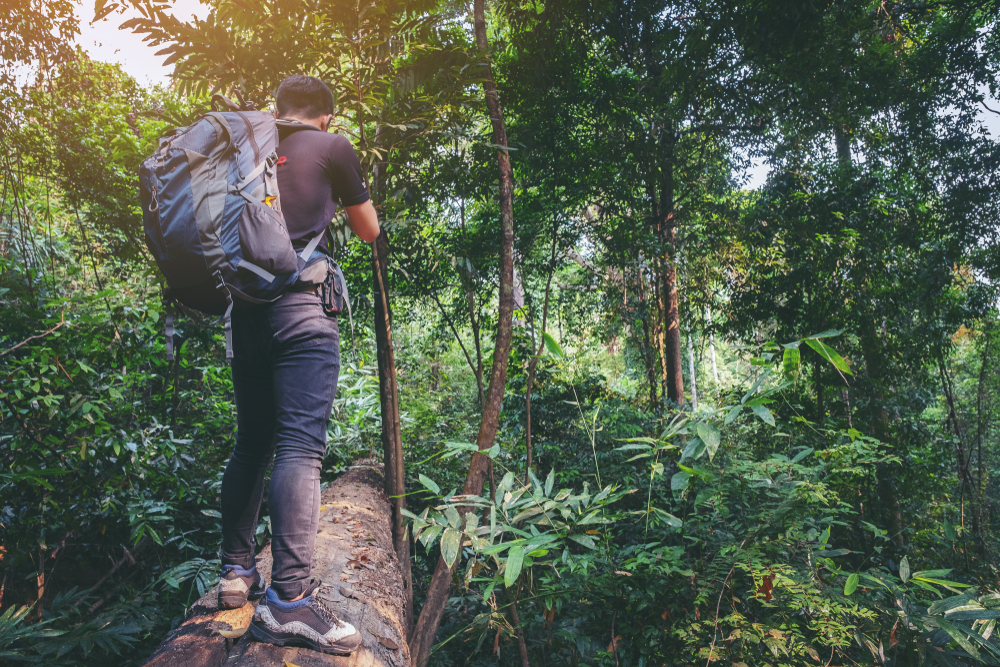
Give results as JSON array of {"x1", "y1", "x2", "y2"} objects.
[{"x1": 320, "y1": 257, "x2": 347, "y2": 316}]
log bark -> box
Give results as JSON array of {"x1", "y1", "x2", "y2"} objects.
[{"x1": 141, "y1": 461, "x2": 411, "y2": 667}]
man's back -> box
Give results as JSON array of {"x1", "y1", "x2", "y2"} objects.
[{"x1": 276, "y1": 125, "x2": 370, "y2": 250}]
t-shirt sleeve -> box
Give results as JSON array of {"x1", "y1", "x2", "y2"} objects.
[{"x1": 325, "y1": 134, "x2": 370, "y2": 207}]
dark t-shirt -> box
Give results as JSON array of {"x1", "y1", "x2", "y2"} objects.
[{"x1": 276, "y1": 123, "x2": 369, "y2": 251}]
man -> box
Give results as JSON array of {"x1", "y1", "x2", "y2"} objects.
[{"x1": 215, "y1": 75, "x2": 379, "y2": 655}]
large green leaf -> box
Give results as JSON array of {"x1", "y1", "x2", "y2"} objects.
[
  {"x1": 419, "y1": 525, "x2": 443, "y2": 549},
  {"x1": 440, "y1": 528, "x2": 462, "y2": 568},
  {"x1": 935, "y1": 617, "x2": 984, "y2": 660},
  {"x1": 504, "y1": 545, "x2": 525, "y2": 588},
  {"x1": 899, "y1": 556, "x2": 910, "y2": 583},
  {"x1": 418, "y1": 474, "x2": 440, "y2": 495},
  {"x1": 804, "y1": 338, "x2": 853, "y2": 376},
  {"x1": 844, "y1": 572, "x2": 859, "y2": 595},
  {"x1": 696, "y1": 422, "x2": 721, "y2": 460},
  {"x1": 543, "y1": 332, "x2": 564, "y2": 359},
  {"x1": 751, "y1": 403, "x2": 775, "y2": 426},
  {"x1": 782, "y1": 346, "x2": 801, "y2": 379},
  {"x1": 671, "y1": 471, "x2": 691, "y2": 491},
  {"x1": 568, "y1": 533, "x2": 597, "y2": 549}
]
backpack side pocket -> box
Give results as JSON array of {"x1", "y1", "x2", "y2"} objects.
[{"x1": 238, "y1": 199, "x2": 298, "y2": 275}]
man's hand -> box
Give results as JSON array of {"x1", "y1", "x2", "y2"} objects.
[{"x1": 345, "y1": 200, "x2": 380, "y2": 242}]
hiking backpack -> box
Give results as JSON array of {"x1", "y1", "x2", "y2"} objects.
[{"x1": 139, "y1": 94, "x2": 329, "y2": 361}]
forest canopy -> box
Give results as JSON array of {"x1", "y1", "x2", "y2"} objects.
[{"x1": 4, "y1": 0, "x2": 1000, "y2": 665}]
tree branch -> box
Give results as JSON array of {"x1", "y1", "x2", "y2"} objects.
[{"x1": 0, "y1": 319, "x2": 69, "y2": 358}]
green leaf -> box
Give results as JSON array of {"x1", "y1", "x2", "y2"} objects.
[
  {"x1": 671, "y1": 471, "x2": 691, "y2": 491},
  {"x1": 681, "y1": 437, "x2": 705, "y2": 461},
  {"x1": 913, "y1": 576, "x2": 974, "y2": 589},
  {"x1": 804, "y1": 338, "x2": 853, "y2": 376},
  {"x1": 444, "y1": 505, "x2": 461, "y2": 529},
  {"x1": 944, "y1": 519, "x2": 957, "y2": 541},
  {"x1": 818, "y1": 549, "x2": 851, "y2": 557},
  {"x1": 504, "y1": 546, "x2": 525, "y2": 588},
  {"x1": 482, "y1": 580, "x2": 496, "y2": 603},
  {"x1": 418, "y1": 474, "x2": 440, "y2": 495},
  {"x1": 543, "y1": 332, "x2": 564, "y2": 359},
  {"x1": 944, "y1": 610, "x2": 1000, "y2": 621},
  {"x1": 935, "y1": 617, "x2": 983, "y2": 660},
  {"x1": 844, "y1": 572, "x2": 859, "y2": 595},
  {"x1": 725, "y1": 405, "x2": 742, "y2": 424},
  {"x1": 791, "y1": 447, "x2": 814, "y2": 463},
  {"x1": 419, "y1": 524, "x2": 442, "y2": 549},
  {"x1": 696, "y1": 422, "x2": 721, "y2": 460},
  {"x1": 568, "y1": 533, "x2": 597, "y2": 549},
  {"x1": 440, "y1": 528, "x2": 462, "y2": 568},
  {"x1": 809, "y1": 329, "x2": 843, "y2": 339},
  {"x1": 751, "y1": 403, "x2": 775, "y2": 426},
  {"x1": 782, "y1": 347, "x2": 801, "y2": 379},
  {"x1": 201, "y1": 509, "x2": 222, "y2": 519},
  {"x1": 899, "y1": 556, "x2": 910, "y2": 583},
  {"x1": 654, "y1": 507, "x2": 682, "y2": 527},
  {"x1": 544, "y1": 469, "x2": 555, "y2": 497}
]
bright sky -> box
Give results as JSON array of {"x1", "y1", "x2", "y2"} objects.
[
  {"x1": 75, "y1": 0, "x2": 208, "y2": 87},
  {"x1": 73, "y1": 1, "x2": 1000, "y2": 190}
]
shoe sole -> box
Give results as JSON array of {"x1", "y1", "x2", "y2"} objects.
[
  {"x1": 218, "y1": 588, "x2": 265, "y2": 610},
  {"x1": 248, "y1": 619, "x2": 361, "y2": 655}
]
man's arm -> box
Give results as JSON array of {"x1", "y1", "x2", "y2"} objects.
[{"x1": 345, "y1": 200, "x2": 380, "y2": 243}]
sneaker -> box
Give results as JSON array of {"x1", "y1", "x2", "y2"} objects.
[
  {"x1": 217, "y1": 563, "x2": 266, "y2": 609},
  {"x1": 249, "y1": 587, "x2": 362, "y2": 654}
]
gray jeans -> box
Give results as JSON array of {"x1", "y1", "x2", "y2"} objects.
[{"x1": 220, "y1": 291, "x2": 339, "y2": 600}]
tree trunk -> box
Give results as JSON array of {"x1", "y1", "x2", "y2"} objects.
[
  {"x1": 640, "y1": 270, "x2": 660, "y2": 407},
  {"x1": 141, "y1": 462, "x2": 411, "y2": 667},
  {"x1": 861, "y1": 321, "x2": 904, "y2": 549},
  {"x1": 658, "y1": 132, "x2": 684, "y2": 406},
  {"x1": 687, "y1": 321, "x2": 697, "y2": 410},
  {"x1": 525, "y1": 225, "x2": 558, "y2": 482},
  {"x1": 508, "y1": 591, "x2": 531, "y2": 667},
  {"x1": 372, "y1": 232, "x2": 413, "y2": 633},
  {"x1": 707, "y1": 306, "x2": 718, "y2": 384},
  {"x1": 408, "y1": 1, "x2": 516, "y2": 663}
]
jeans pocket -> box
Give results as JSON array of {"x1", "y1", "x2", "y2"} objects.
[
  {"x1": 271, "y1": 296, "x2": 340, "y2": 352},
  {"x1": 239, "y1": 200, "x2": 298, "y2": 274}
]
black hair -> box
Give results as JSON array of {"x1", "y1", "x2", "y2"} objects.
[{"x1": 275, "y1": 75, "x2": 336, "y2": 118}]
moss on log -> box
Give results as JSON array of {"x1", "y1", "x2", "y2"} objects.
[{"x1": 142, "y1": 461, "x2": 411, "y2": 667}]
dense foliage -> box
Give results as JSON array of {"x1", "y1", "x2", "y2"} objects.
[{"x1": 4, "y1": 0, "x2": 1000, "y2": 665}]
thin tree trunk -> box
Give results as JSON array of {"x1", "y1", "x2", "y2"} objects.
[
  {"x1": 815, "y1": 356, "x2": 825, "y2": 422},
  {"x1": 861, "y1": 321, "x2": 904, "y2": 549},
  {"x1": 458, "y1": 195, "x2": 486, "y2": 406},
  {"x1": 659, "y1": 132, "x2": 684, "y2": 406},
  {"x1": 36, "y1": 546, "x2": 45, "y2": 621},
  {"x1": 509, "y1": 590, "x2": 531, "y2": 667},
  {"x1": 654, "y1": 268, "x2": 668, "y2": 402},
  {"x1": 687, "y1": 320, "x2": 697, "y2": 410},
  {"x1": 525, "y1": 224, "x2": 558, "y2": 482},
  {"x1": 371, "y1": 233, "x2": 413, "y2": 633},
  {"x1": 707, "y1": 306, "x2": 718, "y2": 384},
  {"x1": 409, "y1": 1, "x2": 516, "y2": 662},
  {"x1": 641, "y1": 270, "x2": 659, "y2": 407}
]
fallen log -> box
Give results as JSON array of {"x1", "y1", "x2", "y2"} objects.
[{"x1": 142, "y1": 460, "x2": 411, "y2": 667}]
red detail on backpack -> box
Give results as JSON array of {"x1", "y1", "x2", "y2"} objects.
[{"x1": 276, "y1": 156, "x2": 287, "y2": 166}]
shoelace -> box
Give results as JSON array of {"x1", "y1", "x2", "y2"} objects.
[{"x1": 308, "y1": 596, "x2": 346, "y2": 628}]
